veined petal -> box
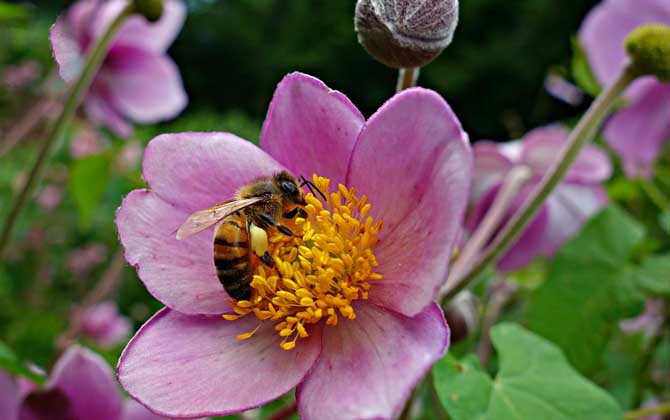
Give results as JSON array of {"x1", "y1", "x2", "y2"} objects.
[
  {"x1": 46, "y1": 346, "x2": 122, "y2": 420},
  {"x1": 604, "y1": 82, "x2": 670, "y2": 178},
  {"x1": 347, "y1": 88, "x2": 471, "y2": 317},
  {"x1": 579, "y1": 0, "x2": 670, "y2": 87},
  {"x1": 118, "y1": 308, "x2": 322, "y2": 418},
  {"x1": 142, "y1": 132, "x2": 284, "y2": 212},
  {"x1": 102, "y1": 46, "x2": 187, "y2": 124},
  {"x1": 296, "y1": 302, "x2": 448, "y2": 420},
  {"x1": 471, "y1": 141, "x2": 514, "y2": 202},
  {"x1": 116, "y1": 190, "x2": 231, "y2": 314},
  {"x1": 50, "y1": 17, "x2": 84, "y2": 83},
  {"x1": 122, "y1": 398, "x2": 171, "y2": 420},
  {"x1": 539, "y1": 184, "x2": 608, "y2": 256},
  {"x1": 520, "y1": 125, "x2": 612, "y2": 183},
  {"x1": 94, "y1": 0, "x2": 186, "y2": 52},
  {"x1": 260, "y1": 72, "x2": 365, "y2": 186}
]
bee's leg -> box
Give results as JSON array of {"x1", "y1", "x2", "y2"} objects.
[
  {"x1": 283, "y1": 207, "x2": 307, "y2": 219},
  {"x1": 260, "y1": 252, "x2": 275, "y2": 268},
  {"x1": 259, "y1": 213, "x2": 294, "y2": 236}
]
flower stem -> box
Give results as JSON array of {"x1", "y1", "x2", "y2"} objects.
[
  {"x1": 266, "y1": 400, "x2": 297, "y2": 420},
  {"x1": 624, "y1": 402, "x2": 670, "y2": 420},
  {"x1": 396, "y1": 67, "x2": 419, "y2": 91},
  {"x1": 0, "y1": 5, "x2": 133, "y2": 259},
  {"x1": 446, "y1": 63, "x2": 638, "y2": 299},
  {"x1": 439, "y1": 166, "x2": 531, "y2": 301},
  {"x1": 639, "y1": 177, "x2": 670, "y2": 209}
]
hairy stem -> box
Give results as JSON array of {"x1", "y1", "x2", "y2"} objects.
[
  {"x1": 440, "y1": 166, "x2": 531, "y2": 302},
  {"x1": 448, "y1": 63, "x2": 638, "y2": 297},
  {"x1": 396, "y1": 67, "x2": 420, "y2": 91},
  {"x1": 0, "y1": 5, "x2": 133, "y2": 259},
  {"x1": 624, "y1": 402, "x2": 670, "y2": 420}
]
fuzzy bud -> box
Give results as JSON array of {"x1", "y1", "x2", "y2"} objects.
[
  {"x1": 132, "y1": 0, "x2": 164, "y2": 22},
  {"x1": 625, "y1": 24, "x2": 670, "y2": 82},
  {"x1": 355, "y1": 0, "x2": 459, "y2": 68}
]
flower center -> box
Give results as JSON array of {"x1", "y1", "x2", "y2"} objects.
[{"x1": 223, "y1": 175, "x2": 383, "y2": 350}]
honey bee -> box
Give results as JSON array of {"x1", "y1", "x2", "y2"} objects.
[{"x1": 176, "y1": 171, "x2": 323, "y2": 301}]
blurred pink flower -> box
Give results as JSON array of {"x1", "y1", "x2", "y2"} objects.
[
  {"x1": 37, "y1": 185, "x2": 63, "y2": 211},
  {"x1": 74, "y1": 301, "x2": 132, "y2": 349},
  {"x1": 544, "y1": 74, "x2": 584, "y2": 106},
  {"x1": 619, "y1": 298, "x2": 665, "y2": 335},
  {"x1": 50, "y1": 0, "x2": 188, "y2": 137},
  {"x1": 468, "y1": 125, "x2": 611, "y2": 271},
  {"x1": 67, "y1": 243, "x2": 108, "y2": 275},
  {"x1": 2, "y1": 60, "x2": 40, "y2": 92},
  {"x1": 69, "y1": 124, "x2": 104, "y2": 158},
  {"x1": 115, "y1": 73, "x2": 472, "y2": 419},
  {"x1": 579, "y1": 0, "x2": 670, "y2": 178},
  {"x1": 0, "y1": 346, "x2": 175, "y2": 420},
  {"x1": 117, "y1": 140, "x2": 142, "y2": 171}
]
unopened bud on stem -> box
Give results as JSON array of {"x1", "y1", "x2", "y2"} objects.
[
  {"x1": 132, "y1": 0, "x2": 163, "y2": 22},
  {"x1": 625, "y1": 24, "x2": 670, "y2": 82},
  {"x1": 355, "y1": 0, "x2": 459, "y2": 69}
]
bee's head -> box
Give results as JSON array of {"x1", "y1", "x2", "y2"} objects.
[{"x1": 274, "y1": 171, "x2": 306, "y2": 205}]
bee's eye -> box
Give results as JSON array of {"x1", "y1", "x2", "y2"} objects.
[
  {"x1": 280, "y1": 181, "x2": 297, "y2": 194},
  {"x1": 262, "y1": 192, "x2": 272, "y2": 199}
]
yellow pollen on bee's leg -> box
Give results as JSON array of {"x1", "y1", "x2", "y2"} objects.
[{"x1": 224, "y1": 175, "x2": 384, "y2": 350}]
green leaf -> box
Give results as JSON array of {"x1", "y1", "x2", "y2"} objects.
[
  {"x1": 631, "y1": 255, "x2": 670, "y2": 295},
  {"x1": 0, "y1": 341, "x2": 45, "y2": 385},
  {"x1": 433, "y1": 324, "x2": 623, "y2": 420},
  {"x1": 571, "y1": 37, "x2": 601, "y2": 97},
  {"x1": 0, "y1": 2, "x2": 31, "y2": 22},
  {"x1": 69, "y1": 153, "x2": 111, "y2": 227},
  {"x1": 527, "y1": 206, "x2": 645, "y2": 374},
  {"x1": 660, "y1": 210, "x2": 670, "y2": 234}
]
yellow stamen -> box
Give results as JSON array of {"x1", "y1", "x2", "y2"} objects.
[{"x1": 226, "y1": 175, "x2": 383, "y2": 350}]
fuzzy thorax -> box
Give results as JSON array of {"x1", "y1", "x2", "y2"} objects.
[{"x1": 223, "y1": 175, "x2": 384, "y2": 350}]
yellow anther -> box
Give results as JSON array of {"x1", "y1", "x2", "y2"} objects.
[{"x1": 225, "y1": 175, "x2": 383, "y2": 350}]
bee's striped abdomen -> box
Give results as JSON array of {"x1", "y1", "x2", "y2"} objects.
[{"x1": 214, "y1": 214, "x2": 251, "y2": 300}]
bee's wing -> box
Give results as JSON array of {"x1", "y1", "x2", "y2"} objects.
[{"x1": 176, "y1": 197, "x2": 263, "y2": 239}]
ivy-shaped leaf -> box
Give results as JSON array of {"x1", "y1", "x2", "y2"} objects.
[
  {"x1": 528, "y1": 206, "x2": 645, "y2": 374},
  {"x1": 433, "y1": 323, "x2": 623, "y2": 420}
]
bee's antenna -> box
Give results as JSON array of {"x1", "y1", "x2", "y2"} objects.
[{"x1": 299, "y1": 175, "x2": 327, "y2": 202}]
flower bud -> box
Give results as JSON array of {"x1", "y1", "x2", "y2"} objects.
[
  {"x1": 132, "y1": 0, "x2": 163, "y2": 22},
  {"x1": 625, "y1": 24, "x2": 670, "y2": 82},
  {"x1": 355, "y1": 0, "x2": 459, "y2": 68}
]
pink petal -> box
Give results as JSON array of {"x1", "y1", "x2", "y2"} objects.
[
  {"x1": 50, "y1": 17, "x2": 84, "y2": 83},
  {"x1": 142, "y1": 132, "x2": 284, "y2": 212},
  {"x1": 118, "y1": 308, "x2": 322, "y2": 418},
  {"x1": 116, "y1": 190, "x2": 231, "y2": 315},
  {"x1": 579, "y1": 0, "x2": 670, "y2": 87},
  {"x1": 296, "y1": 302, "x2": 448, "y2": 420},
  {"x1": 347, "y1": 88, "x2": 471, "y2": 317},
  {"x1": 468, "y1": 183, "x2": 549, "y2": 272},
  {"x1": 471, "y1": 141, "x2": 514, "y2": 202},
  {"x1": 66, "y1": 0, "x2": 99, "y2": 43},
  {"x1": 95, "y1": 0, "x2": 186, "y2": 52},
  {"x1": 520, "y1": 125, "x2": 612, "y2": 183},
  {"x1": 101, "y1": 46, "x2": 187, "y2": 124},
  {"x1": 0, "y1": 371, "x2": 21, "y2": 420},
  {"x1": 122, "y1": 398, "x2": 171, "y2": 420},
  {"x1": 604, "y1": 82, "x2": 670, "y2": 178},
  {"x1": 539, "y1": 184, "x2": 608, "y2": 256},
  {"x1": 47, "y1": 346, "x2": 122, "y2": 420},
  {"x1": 260, "y1": 72, "x2": 365, "y2": 186},
  {"x1": 84, "y1": 81, "x2": 134, "y2": 137}
]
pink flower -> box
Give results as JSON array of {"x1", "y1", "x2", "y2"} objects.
[
  {"x1": 74, "y1": 301, "x2": 132, "y2": 349},
  {"x1": 2, "y1": 60, "x2": 40, "y2": 91},
  {"x1": 50, "y1": 0, "x2": 188, "y2": 137},
  {"x1": 0, "y1": 346, "x2": 173, "y2": 420},
  {"x1": 37, "y1": 185, "x2": 63, "y2": 211},
  {"x1": 115, "y1": 73, "x2": 471, "y2": 419},
  {"x1": 579, "y1": 0, "x2": 670, "y2": 178},
  {"x1": 67, "y1": 243, "x2": 108, "y2": 275},
  {"x1": 468, "y1": 125, "x2": 611, "y2": 271},
  {"x1": 619, "y1": 298, "x2": 665, "y2": 335},
  {"x1": 69, "y1": 124, "x2": 104, "y2": 158}
]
